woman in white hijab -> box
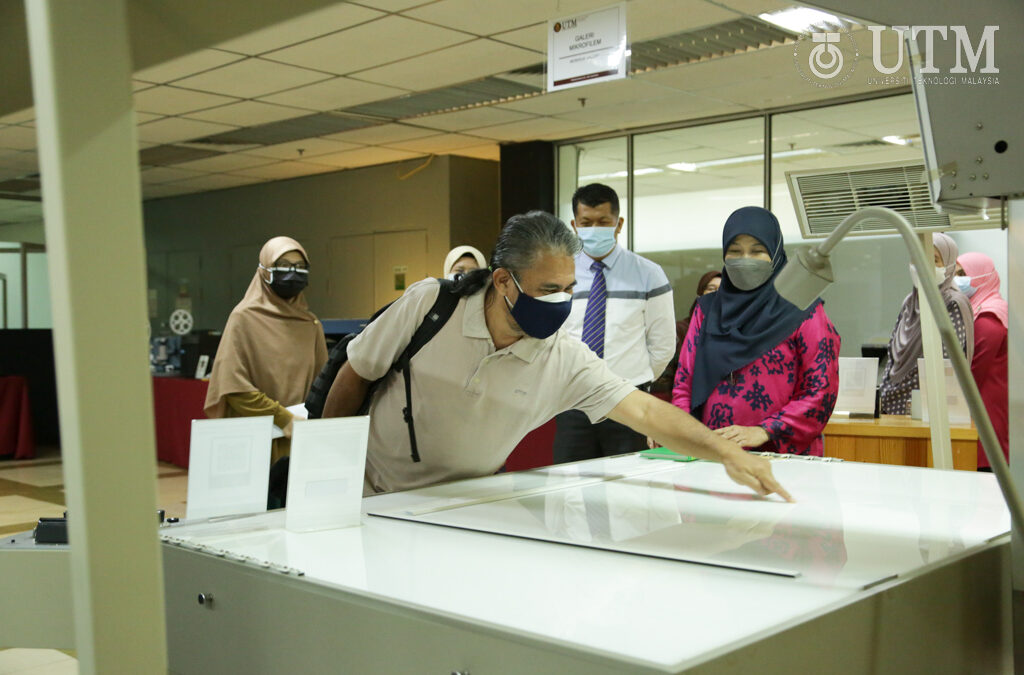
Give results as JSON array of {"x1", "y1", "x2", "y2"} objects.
[
  {"x1": 878, "y1": 232, "x2": 974, "y2": 415},
  {"x1": 443, "y1": 245, "x2": 487, "y2": 280}
]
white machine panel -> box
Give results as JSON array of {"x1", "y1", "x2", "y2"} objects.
[{"x1": 162, "y1": 455, "x2": 1009, "y2": 671}]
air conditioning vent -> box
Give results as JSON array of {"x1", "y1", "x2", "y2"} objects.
[{"x1": 787, "y1": 161, "x2": 999, "y2": 238}]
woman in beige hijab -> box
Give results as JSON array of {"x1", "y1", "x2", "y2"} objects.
[{"x1": 205, "y1": 236, "x2": 328, "y2": 463}]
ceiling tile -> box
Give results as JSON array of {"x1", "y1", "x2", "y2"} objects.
[
  {"x1": 628, "y1": 0, "x2": 740, "y2": 42},
  {"x1": 470, "y1": 116, "x2": 606, "y2": 141},
  {"x1": 134, "y1": 86, "x2": 241, "y2": 116},
  {"x1": 634, "y1": 45, "x2": 797, "y2": 93},
  {"x1": 172, "y1": 153, "x2": 279, "y2": 173},
  {"x1": 413, "y1": 106, "x2": 535, "y2": 132},
  {"x1": 161, "y1": 173, "x2": 266, "y2": 192},
  {"x1": 173, "y1": 58, "x2": 333, "y2": 99},
  {"x1": 350, "y1": 39, "x2": 541, "y2": 91},
  {"x1": 228, "y1": 161, "x2": 340, "y2": 180},
  {"x1": 136, "y1": 112, "x2": 163, "y2": 125},
  {"x1": 713, "y1": 0, "x2": 794, "y2": 16},
  {"x1": 403, "y1": 0, "x2": 583, "y2": 36},
  {"x1": 243, "y1": 138, "x2": 365, "y2": 161},
  {"x1": 266, "y1": 16, "x2": 473, "y2": 76},
  {"x1": 215, "y1": 4, "x2": 385, "y2": 55},
  {"x1": 452, "y1": 144, "x2": 501, "y2": 161},
  {"x1": 321, "y1": 123, "x2": 439, "y2": 145},
  {"x1": 491, "y1": 23, "x2": 545, "y2": 52},
  {"x1": 351, "y1": 0, "x2": 435, "y2": 10},
  {"x1": 496, "y1": 77, "x2": 679, "y2": 116},
  {"x1": 133, "y1": 80, "x2": 157, "y2": 91},
  {"x1": 554, "y1": 91, "x2": 749, "y2": 128},
  {"x1": 384, "y1": 133, "x2": 491, "y2": 153},
  {"x1": 259, "y1": 77, "x2": 409, "y2": 111},
  {"x1": 133, "y1": 49, "x2": 244, "y2": 84},
  {"x1": 0, "y1": 126, "x2": 37, "y2": 151},
  {"x1": 143, "y1": 182, "x2": 214, "y2": 199},
  {"x1": 140, "y1": 166, "x2": 208, "y2": 184},
  {"x1": 307, "y1": 146, "x2": 426, "y2": 168},
  {"x1": 0, "y1": 149, "x2": 38, "y2": 176},
  {"x1": 136, "y1": 118, "x2": 239, "y2": 145},
  {"x1": 0, "y1": 109, "x2": 34, "y2": 125},
  {"x1": 184, "y1": 101, "x2": 313, "y2": 126}
]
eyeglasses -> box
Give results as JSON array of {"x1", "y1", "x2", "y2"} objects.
[{"x1": 260, "y1": 263, "x2": 309, "y2": 275}]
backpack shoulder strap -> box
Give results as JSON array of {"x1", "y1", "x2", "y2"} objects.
[
  {"x1": 396, "y1": 278, "x2": 460, "y2": 367},
  {"x1": 394, "y1": 278, "x2": 461, "y2": 462}
]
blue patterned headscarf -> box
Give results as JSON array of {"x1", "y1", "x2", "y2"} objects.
[{"x1": 689, "y1": 207, "x2": 820, "y2": 412}]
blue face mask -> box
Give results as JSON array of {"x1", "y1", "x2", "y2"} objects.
[
  {"x1": 503, "y1": 272, "x2": 572, "y2": 339},
  {"x1": 575, "y1": 225, "x2": 617, "y2": 258},
  {"x1": 953, "y1": 275, "x2": 977, "y2": 298}
]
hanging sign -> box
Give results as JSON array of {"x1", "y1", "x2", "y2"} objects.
[{"x1": 547, "y1": 3, "x2": 627, "y2": 92}]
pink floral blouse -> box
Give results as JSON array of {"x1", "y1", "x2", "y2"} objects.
[{"x1": 672, "y1": 303, "x2": 841, "y2": 456}]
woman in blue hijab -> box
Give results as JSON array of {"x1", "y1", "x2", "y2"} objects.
[{"x1": 670, "y1": 207, "x2": 841, "y2": 455}]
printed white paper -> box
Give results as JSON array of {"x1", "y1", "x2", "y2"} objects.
[
  {"x1": 286, "y1": 416, "x2": 370, "y2": 533},
  {"x1": 186, "y1": 416, "x2": 273, "y2": 520}
]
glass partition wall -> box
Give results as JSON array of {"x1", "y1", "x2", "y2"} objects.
[{"x1": 556, "y1": 92, "x2": 1007, "y2": 357}]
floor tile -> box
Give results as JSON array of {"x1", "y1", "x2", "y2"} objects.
[{"x1": 0, "y1": 496, "x2": 65, "y2": 527}]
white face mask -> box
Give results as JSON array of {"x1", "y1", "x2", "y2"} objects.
[{"x1": 909, "y1": 264, "x2": 948, "y2": 287}]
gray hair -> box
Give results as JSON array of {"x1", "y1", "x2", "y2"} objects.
[{"x1": 492, "y1": 210, "x2": 580, "y2": 273}]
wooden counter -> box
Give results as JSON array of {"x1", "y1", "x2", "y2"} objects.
[{"x1": 824, "y1": 414, "x2": 977, "y2": 471}]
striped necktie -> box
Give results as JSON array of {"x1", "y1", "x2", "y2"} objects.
[{"x1": 581, "y1": 260, "x2": 606, "y2": 358}]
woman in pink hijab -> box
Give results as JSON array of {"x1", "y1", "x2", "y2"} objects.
[{"x1": 955, "y1": 252, "x2": 1008, "y2": 469}]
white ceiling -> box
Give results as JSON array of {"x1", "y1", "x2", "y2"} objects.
[{"x1": 0, "y1": 0, "x2": 908, "y2": 228}]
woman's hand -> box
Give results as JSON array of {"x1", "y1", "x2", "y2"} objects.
[
  {"x1": 714, "y1": 425, "x2": 769, "y2": 449},
  {"x1": 646, "y1": 436, "x2": 659, "y2": 449}
]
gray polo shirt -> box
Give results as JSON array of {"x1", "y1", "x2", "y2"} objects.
[{"x1": 348, "y1": 278, "x2": 636, "y2": 494}]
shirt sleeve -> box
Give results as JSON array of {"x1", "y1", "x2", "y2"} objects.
[
  {"x1": 347, "y1": 278, "x2": 442, "y2": 381},
  {"x1": 644, "y1": 268, "x2": 677, "y2": 380},
  {"x1": 760, "y1": 305, "x2": 841, "y2": 451},
  {"x1": 671, "y1": 307, "x2": 702, "y2": 412},
  {"x1": 225, "y1": 391, "x2": 292, "y2": 429},
  {"x1": 558, "y1": 338, "x2": 637, "y2": 423}
]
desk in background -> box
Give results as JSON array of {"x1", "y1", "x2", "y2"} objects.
[
  {"x1": 152, "y1": 377, "x2": 208, "y2": 469},
  {"x1": 824, "y1": 414, "x2": 977, "y2": 471},
  {"x1": 0, "y1": 375, "x2": 34, "y2": 459}
]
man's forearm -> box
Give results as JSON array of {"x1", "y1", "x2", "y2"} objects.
[
  {"x1": 609, "y1": 391, "x2": 739, "y2": 461},
  {"x1": 322, "y1": 362, "x2": 371, "y2": 418}
]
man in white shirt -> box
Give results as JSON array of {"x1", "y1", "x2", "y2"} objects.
[
  {"x1": 554, "y1": 183, "x2": 677, "y2": 463},
  {"x1": 323, "y1": 210, "x2": 790, "y2": 502}
]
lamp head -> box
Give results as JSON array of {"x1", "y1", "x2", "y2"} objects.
[{"x1": 774, "y1": 246, "x2": 834, "y2": 310}]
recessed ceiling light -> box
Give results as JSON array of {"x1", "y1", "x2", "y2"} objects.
[
  {"x1": 882, "y1": 135, "x2": 911, "y2": 146},
  {"x1": 758, "y1": 7, "x2": 845, "y2": 33},
  {"x1": 668, "y1": 148, "x2": 824, "y2": 172}
]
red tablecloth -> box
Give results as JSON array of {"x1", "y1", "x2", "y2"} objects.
[
  {"x1": 152, "y1": 377, "x2": 208, "y2": 469},
  {"x1": 0, "y1": 375, "x2": 35, "y2": 459}
]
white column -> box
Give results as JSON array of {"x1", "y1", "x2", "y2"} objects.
[
  {"x1": 1009, "y1": 200, "x2": 1024, "y2": 585},
  {"x1": 917, "y1": 231, "x2": 953, "y2": 469},
  {"x1": 24, "y1": 1, "x2": 167, "y2": 672}
]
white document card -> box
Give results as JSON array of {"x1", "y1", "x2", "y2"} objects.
[
  {"x1": 186, "y1": 416, "x2": 272, "y2": 521},
  {"x1": 285, "y1": 416, "x2": 370, "y2": 533},
  {"x1": 835, "y1": 357, "x2": 878, "y2": 415}
]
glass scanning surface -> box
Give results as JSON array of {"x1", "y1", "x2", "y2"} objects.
[{"x1": 369, "y1": 458, "x2": 1010, "y2": 589}]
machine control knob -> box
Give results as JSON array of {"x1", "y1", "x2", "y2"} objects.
[{"x1": 197, "y1": 593, "x2": 214, "y2": 607}]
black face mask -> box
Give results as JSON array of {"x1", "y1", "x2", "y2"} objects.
[{"x1": 270, "y1": 272, "x2": 308, "y2": 299}]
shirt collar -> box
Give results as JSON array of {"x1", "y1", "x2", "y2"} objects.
[
  {"x1": 581, "y1": 243, "x2": 622, "y2": 270},
  {"x1": 463, "y1": 281, "x2": 548, "y2": 363}
]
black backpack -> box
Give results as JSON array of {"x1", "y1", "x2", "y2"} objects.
[{"x1": 304, "y1": 278, "x2": 460, "y2": 464}]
